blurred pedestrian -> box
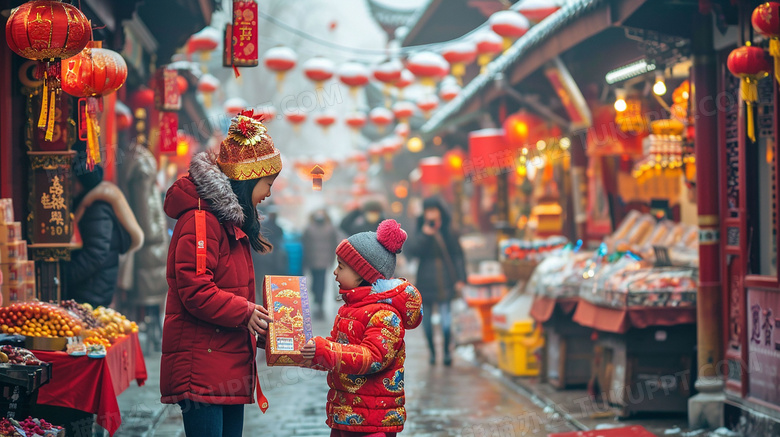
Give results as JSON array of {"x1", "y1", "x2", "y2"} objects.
[
  {"x1": 339, "y1": 200, "x2": 384, "y2": 235},
  {"x1": 405, "y1": 196, "x2": 467, "y2": 366},
  {"x1": 252, "y1": 204, "x2": 288, "y2": 298},
  {"x1": 302, "y1": 209, "x2": 340, "y2": 319},
  {"x1": 160, "y1": 111, "x2": 278, "y2": 436}
]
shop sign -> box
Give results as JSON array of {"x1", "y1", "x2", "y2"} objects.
[
  {"x1": 544, "y1": 59, "x2": 591, "y2": 130},
  {"x1": 28, "y1": 153, "x2": 75, "y2": 245},
  {"x1": 747, "y1": 288, "x2": 780, "y2": 406}
]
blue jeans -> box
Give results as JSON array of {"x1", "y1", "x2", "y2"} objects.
[
  {"x1": 423, "y1": 301, "x2": 452, "y2": 358},
  {"x1": 178, "y1": 400, "x2": 244, "y2": 437}
]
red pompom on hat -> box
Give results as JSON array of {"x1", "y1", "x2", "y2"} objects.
[{"x1": 377, "y1": 219, "x2": 407, "y2": 254}]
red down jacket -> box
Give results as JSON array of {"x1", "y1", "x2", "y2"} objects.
[
  {"x1": 312, "y1": 278, "x2": 423, "y2": 433},
  {"x1": 160, "y1": 152, "x2": 262, "y2": 406}
]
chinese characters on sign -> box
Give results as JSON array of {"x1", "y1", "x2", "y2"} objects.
[
  {"x1": 231, "y1": 0, "x2": 258, "y2": 67},
  {"x1": 40, "y1": 176, "x2": 68, "y2": 237},
  {"x1": 748, "y1": 289, "x2": 780, "y2": 406}
]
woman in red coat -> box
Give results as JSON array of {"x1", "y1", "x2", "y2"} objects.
[{"x1": 160, "y1": 111, "x2": 280, "y2": 436}]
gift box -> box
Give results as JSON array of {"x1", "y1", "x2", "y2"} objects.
[
  {"x1": 0, "y1": 222, "x2": 21, "y2": 244},
  {"x1": 0, "y1": 199, "x2": 13, "y2": 225},
  {"x1": 0, "y1": 263, "x2": 24, "y2": 287},
  {"x1": 263, "y1": 275, "x2": 313, "y2": 367},
  {"x1": 0, "y1": 241, "x2": 27, "y2": 263}
]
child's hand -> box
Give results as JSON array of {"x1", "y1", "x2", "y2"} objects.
[
  {"x1": 248, "y1": 306, "x2": 274, "y2": 336},
  {"x1": 301, "y1": 339, "x2": 316, "y2": 360}
]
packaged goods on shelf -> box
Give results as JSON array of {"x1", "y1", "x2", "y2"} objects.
[
  {"x1": 0, "y1": 242, "x2": 26, "y2": 264},
  {"x1": 0, "y1": 222, "x2": 21, "y2": 244},
  {"x1": 0, "y1": 199, "x2": 13, "y2": 225}
]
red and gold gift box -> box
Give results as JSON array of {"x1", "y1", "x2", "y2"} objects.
[
  {"x1": 263, "y1": 275, "x2": 313, "y2": 367},
  {"x1": 0, "y1": 222, "x2": 22, "y2": 244}
]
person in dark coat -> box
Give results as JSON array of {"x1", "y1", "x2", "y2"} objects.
[
  {"x1": 160, "y1": 111, "x2": 277, "y2": 437},
  {"x1": 301, "y1": 209, "x2": 340, "y2": 319},
  {"x1": 65, "y1": 162, "x2": 144, "y2": 307},
  {"x1": 405, "y1": 196, "x2": 467, "y2": 366},
  {"x1": 251, "y1": 204, "x2": 287, "y2": 299},
  {"x1": 339, "y1": 200, "x2": 384, "y2": 235}
]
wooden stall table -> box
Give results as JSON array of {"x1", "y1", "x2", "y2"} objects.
[
  {"x1": 31, "y1": 332, "x2": 148, "y2": 436},
  {"x1": 572, "y1": 300, "x2": 696, "y2": 417},
  {"x1": 531, "y1": 296, "x2": 593, "y2": 389}
]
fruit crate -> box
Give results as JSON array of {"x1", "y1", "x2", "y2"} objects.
[{"x1": 0, "y1": 363, "x2": 52, "y2": 420}]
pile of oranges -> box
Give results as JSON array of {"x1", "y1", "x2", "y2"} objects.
[
  {"x1": 84, "y1": 336, "x2": 111, "y2": 349},
  {"x1": 0, "y1": 302, "x2": 82, "y2": 338}
]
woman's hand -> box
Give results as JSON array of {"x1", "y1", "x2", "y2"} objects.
[
  {"x1": 248, "y1": 305, "x2": 274, "y2": 336},
  {"x1": 301, "y1": 339, "x2": 316, "y2": 360}
]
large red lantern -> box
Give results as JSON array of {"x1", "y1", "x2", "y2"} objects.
[
  {"x1": 314, "y1": 112, "x2": 337, "y2": 133},
  {"x1": 263, "y1": 46, "x2": 297, "y2": 91},
  {"x1": 303, "y1": 57, "x2": 335, "y2": 90},
  {"x1": 469, "y1": 128, "x2": 507, "y2": 180},
  {"x1": 474, "y1": 30, "x2": 504, "y2": 73},
  {"x1": 373, "y1": 60, "x2": 402, "y2": 86},
  {"x1": 370, "y1": 107, "x2": 394, "y2": 133},
  {"x1": 518, "y1": 0, "x2": 561, "y2": 23},
  {"x1": 727, "y1": 43, "x2": 771, "y2": 142},
  {"x1": 61, "y1": 41, "x2": 128, "y2": 169},
  {"x1": 489, "y1": 10, "x2": 530, "y2": 50},
  {"x1": 187, "y1": 26, "x2": 220, "y2": 61},
  {"x1": 407, "y1": 52, "x2": 449, "y2": 87},
  {"x1": 6, "y1": 0, "x2": 92, "y2": 141},
  {"x1": 419, "y1": 157, "x2": 449, "y2": 186},
  {"x1": 441, "y1": 42, "x2": 477, "y2": 83},
  {"x1": 197, "y1": 74, "x2": 220, "y2": 108},
  {"x1": 752, "y1": 2, "x2": 780, "y2": 85},
  {"x1": 503, "y1": 110, "x2": 547, "y2": 148},
  {"x1": 132, "y1": 87, "x2": 155, "y2": 108},
  {"x1": 392, "y1": 101, "x2": 416, "y2": 123},
  {"x1": 338, "y1": 62, "x2": 370, "y2": 98},
  {"x1": 345, "y1": 112, "x2": 367, "y2": 131},
  {"x1": 416, "y1": 95, "x2": 440, "y2": 118}
]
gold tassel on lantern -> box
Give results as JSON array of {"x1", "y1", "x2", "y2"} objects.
[
  {"x1": 741, "y1": 76, "x2": 759, "y2": 142},
  {"x1": 37, "y1": 71, "x2": 49, "y2": 130},
  {"x1": 45, "y1": 88, "x2": 56, "y2": 141},
  {"x1": 85, "y1": 98, "x2": 102, "y2": 170},
  {"x1": 771, "y1": 38, "x2": 780, "y2": 85}
]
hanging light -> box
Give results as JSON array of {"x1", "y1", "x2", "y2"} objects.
[
  {"x1": 653, "y1": 72, "x2": 667, "y2": 96},
  {"x1": 614, "y1": 89, "x2": 627, "y2": 112},
  {"x1": 407, "y1": 136, "x2": 424, "y2": 153}
]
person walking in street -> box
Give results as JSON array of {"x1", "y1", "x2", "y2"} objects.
[
  {"x1": 339, "y1": 200, "x2": 385, "y2": 235},
  {"x1": 405, "y1": 196, "x2": 467, "y2": 366},
  {"x1": 301, "y1": 219, "x2": 423, "y2": 437},
  {"x1": 302, "y1": 209, "x2": 340, "y2": 319},
  {"x1": 252, "y1": 204, "x2": 288, "y2": 299},
  {"x1": 160, "y1": 111, "x2": 278, "y2": 436}
]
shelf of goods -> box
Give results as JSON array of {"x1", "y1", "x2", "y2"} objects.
[{"x1": 498, "y1": 236, "x2": 567, "y2": 282}]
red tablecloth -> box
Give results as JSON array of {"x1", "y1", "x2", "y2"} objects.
[
  {"x1": 33, "y1": 332, "x2": 147, "y2": 436},
  {"x1": 530, "y1": 296, "x2": 579, "y2": 323},
  {"x1": 549, "y1": 425, "x2": 656, "y2": 437},
  {"x1": 572, "y1": 299, "x2": 696, "y2": 334}
]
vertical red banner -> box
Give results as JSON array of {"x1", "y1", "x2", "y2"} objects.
[
  {"x1": 158, "y1": 112, "x2": 179, "y2": 155},
  {"x1": 232, "y1": 0, "x2": 259, "y2": 67}
]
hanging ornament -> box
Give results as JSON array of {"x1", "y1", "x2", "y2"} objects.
[
  {"x1": 337, "y1": 61, "x2": 370, "y2": 99},
  {"x1": 132, "y1": 87, "x2": 155, "y2": 108},
  {"x1": 394, "y1": 69, "x2": 415, "y2": 99},
  {"x1": 440, "y1": 81, "x2": 461, "y2": 102},
  {"x1": 345, "y1": 112, "x2": 367, "y2": 132},
  {"x1": 115, "y1": 101, "x2": 133, "y2": 132},
  {"x1": 727, "y1": 43, "x2": 771, "y2": 142},
  {"x1": 392, "y1": 101, "x2": 416, "y2": 124},
  {"x1": 176, "y1": 75, "x2": 189, "y2": 95},
  {"x1": 380, "y1": 136, "x2": 403, "y2": 169},
  {"x1": 373, "y1": 60, "x2": 402, "y2": 103},
  {"x1": 187, "y1": 26, "x2": 221, "y2": 61},
  {"x1": 394, "y1": 122, "x2": 410, "y2": 139},
  {"x1": 517, "y1": 0, "x2": 561, "y2": 24},
  {"x1": 6, "y1": 0, "x2": 92, "y2": 142},
  {"x1": 257, "y1": 105, "x2": 277, "y2": 122},
  {"x1": 151, "y1": 66, "x2": 182, "y2": 155},
  {"x1": 406, "y1": 51, "x2": 450, "y2": 88},
  {"x1": 61, "y1": 41, "x2": 128, "y2": 169},
  {"x1": 370, "y1": 107, "x2": 394, "y2": 133},
  {"x1": 229, "y1": 0, "x2": 259, "y2": 74},
  {"x1": 314, "y1": 112, "x2": 337, "y2": 133},
  {"x1": 416, "y1": 95, "x2": 439, "y2": 118},
  {"x1": 752, "y1": 2, "x2": 780, "y2": 85},
  {"x1": 503, "y1": 110, "x2": 547, "y2": 148},
  {"x1": 474, "y1": 30, "x2": 504, "y2": 74},
  {"x1": 197, "y1": 74, "x2": 220, "y2": 108},
  {"x1": 263, "y1": 46, "x2": 297, "y2": 91},
  {"x1": 311, "y1": 165, "x2": 325, "y2": 191},
  {"x1": 224, "y1": 97, "x2": 248, "y2": 116},
  {"x1": 303, "y1": 56, "x2": 335, "y2": 90},
  {"x1": 368, "y1": 143, "x2": 385, "y2": 165},
  {"x1": 441, "y1": 41, "x2": 477, "y2": 84},
  {"x1": 489, "y1": 10, "x2": 530, "y2": 51},
  {"x1": 284, "y1": 109, "x2": 307, "y2": 133}
]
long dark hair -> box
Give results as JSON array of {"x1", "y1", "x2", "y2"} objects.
[
  {"x1": 230, "y1": 179, "x2": 273, "y2": 253},
  {"x1": 416, "y1": 196, "x2": 452, "y2": 234}
]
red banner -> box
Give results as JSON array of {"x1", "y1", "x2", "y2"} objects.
[
  {"x1": 158, "y1": 112, "x2": 178, "y2": 155},
  {"x1": 232, "y1": 0, "x2": 259, "y2": 67},
  {"x1": 154, "y1": 67, "x2": 181, "y2": 112}
]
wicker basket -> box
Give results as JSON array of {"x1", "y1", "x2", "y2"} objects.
[{"x1": 501, "y1": 259, "x2": 539, "y2": 282}]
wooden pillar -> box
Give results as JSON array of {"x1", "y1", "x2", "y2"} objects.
[{"x1": 569, "y1": 134, "x2": 588, "y2": 241}]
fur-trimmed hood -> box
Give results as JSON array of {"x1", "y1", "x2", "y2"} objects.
[
  {"x1": 164, "y1": 152, "x2": 244, "y2": 225},
  {"x1": 74, "y1": 181, "x2": 144, "y2": 252}
]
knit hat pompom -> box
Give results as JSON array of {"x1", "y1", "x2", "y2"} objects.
[{"x1": 376, "y1": 219, "x2": 406, "y2": 254}]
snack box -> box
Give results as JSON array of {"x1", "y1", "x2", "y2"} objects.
[
  {"x1": 263, "y1": 275, "x2": 313, "y2": 367},
  {"x1": 0, "y1": 199, "x2": 12, "y2": 225},
  {"x1": 0, "y1": 241, "x2": 27, "y2": 263},
  {"x1": 0, "y1": 222, "x2": 21, "y2": 244},
  {"x1": 0, "y1": 262, "x2": 25, "y2": 287}
]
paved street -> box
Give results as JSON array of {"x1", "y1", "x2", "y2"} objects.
[{"x1": 115, "y1": 298, "x2": 578, "y2": 437}]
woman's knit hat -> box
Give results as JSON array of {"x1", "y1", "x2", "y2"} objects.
[
  {"x1": 336, "y1": 219, "x2": 407, "y2": 284},
  {"x1": 217, "y1": 109, "x2": 282, "y2": 180}
]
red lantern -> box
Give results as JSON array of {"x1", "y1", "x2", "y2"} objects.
[
  {"x1": 370, "y1": 107, "x2": 394, "y2": 133},
  {"x1": 517, "y1": 0, "x2": 561, "y2": 23},
  {"x1": 416, "y1": 95, "x2": 439, "y2": 117},
  {"x1": 6, "y1": 0, "x2": 92, "y2": 141},
  {"x1": 132, "y1": 87, "x2": 155, "y2": 108},
  {"x1": 469, "y1": 128, "x2": 506, "y2": 180},
  {"x1": 441, "y1": 42, "x2": 477, "y2": 83},
  {"x1": 197, "y1": 74, "x2": 220, "y2": 108},
  {"x1": 419, "y1": 157, "x2": 448, "y2": 186},
  {"x1": 503, "y1": 110, "x2": 548, "y2": 148},
  {"x1": 368, "y1": 144, "x2": 385, "y2": 164},
  {"x1": 394, "y1": 69, "x2": 415, "y2": 99},
  {"x1": 224, "y1": 97, "x2": 248, "y2": 116},
  {"x1": 752, "y1": 2, "x2": 780, "y2": 85},
  {"x1": 444, "y1": 148, "x2": 466, "y2": 180},
  {"x1": 373, "y1": 59, "x2": 403, "y2": 102},
  {"x1": 177, "y1": 76, "x2": 189, "y2": 95},
  {"x1": 116, "y1": 101, "x2": 133, "y2": 132},
  {"x1": 392, "y1": 101, "x2": 416, "y2": 123},
  {"x1": 285, "y1": 109, "x2": 307, "y2": 131},
  {"x1": 303, "y1": 57, "x2": 335, "y2": 89},
  {"x1": 407, "y1": 52, "x2": 449, "y2": 87},
  {"x1": 440, "y1": 82, "x2": 460, "y2": 102},
  {"x1": 257, "y1": 105, "x2": 277, "y2": 122},
  {"x1": 314, "y1": 112, "x2": 337, "y2": 133},
  {"x1": 187, "y1": 26, "x2": 220, "y2": 61},
  {"x1": 489, "y1": 10, "x2": 530, "y2": 50},
  {"x1": 727, "y1": 44, "x2": 771, "y2": 142},
  {"x1": 338, "y1": 61, "x2": 370, "y2": 99},
  {"x1": 345, "y1": 112, "x2": 367, "y2": 131},
  {"x1": 394, "y1": 122, "x2": 410, "y2": 139},
  {"x1": 62, "y1": 41, "x2": 128, "y2": 169},
  {"x1": 263, "y1": 46, "x2": 297, "y2": 91},
  {"x1": 474, "y1": 30, "x2": 503, "y2": 73}
]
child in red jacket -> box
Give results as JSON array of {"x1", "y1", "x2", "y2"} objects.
[{"x1": 302, "y1": 219, "x2": 423, "y2": 437}]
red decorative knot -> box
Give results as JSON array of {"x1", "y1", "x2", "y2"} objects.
[
  {"x1": 376, "y1": 219, "x2": 407, "y2": 254},
  {"x1": 238, "y1": 109, "x2": 268, "y2": 123}
]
